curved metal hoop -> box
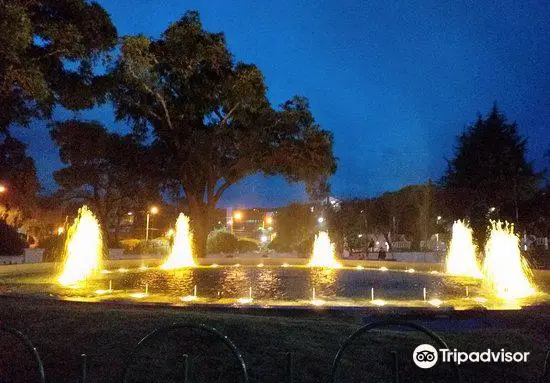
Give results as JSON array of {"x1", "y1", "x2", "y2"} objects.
[
  {"x1": 122, "y1": 323, "x2": 249, "y2": 382},
  {"x1": 330, "y1": 320, "x2": 461, "y2": 383},
  {"x1": 0, "y1": 326, "x2": 46, "y2": 383}
]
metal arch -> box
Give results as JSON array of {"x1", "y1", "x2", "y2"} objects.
[
  {"x1": 122, "y1": 322, "x2": 249, "y2": 383},
  {"x1": 540, "y1": 349, "x2": 550, "y2": 382},
  {"x1": 0, "y1": 326, "x2": 46, "y2": 383},
  {"x1": 330, "y1": 320, "x2": 461, "y2": 383}
]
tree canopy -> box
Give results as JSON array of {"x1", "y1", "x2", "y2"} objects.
[
  {"x1": 50, "y1": 119, "x2": 161, "y2": 240},
  {"x1": 112, "y1": 11, "x2": 336, "y2": 255},
  {"x1": 0, "y1": 0, "x2": 117, "y2": 133},
  {"x1": 0, "y1": 132, "x2": 40, "y2": 226},
  {"x1": 443, "y1": 104, "x2": 541, "y2": 239}
]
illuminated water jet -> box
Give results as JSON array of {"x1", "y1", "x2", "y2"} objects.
[
  {"x1": 130, "y1": 283, "x2": 149, "y2": 299},
  {"x1": 446, "y1": 220, "x2": 482, "y2": 278},
  {"x1": 181, "y1": 285, "x2": 198, "y2": 302},
  {"x1": 237, "y1": 287, "x2": 253, "y2": 304},
  {"x1": 161, "y1": 213, "x2": 196, "y2": 269},
  {"x1": 311, "y1": 287, "x2": 325, "y2": 306},
  {"x1": 308, "y1": 231, "x2": 341, "y2": 268},
  {"x1": 58, "y1": 206, "x2": 103, "y2": 286},
  {"x1": 483, "y1": 221, "x2": 536, "y2": 299}
]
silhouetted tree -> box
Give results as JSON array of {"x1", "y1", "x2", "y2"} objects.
[
  {"x1": 0, "y1": 0, "x2": 117, "y2": 133},
  {"x1": 0, "y1": 133, "x2": 40, "y2": 226},
  {"x1": 51, "y1": 120, "x2": 161, "y2": 241},
  {"x1": 442, "y1": 104, "x2": 542, "y2": 241},
  {"x1": 111, "y1": 12, "x2": 336, "y2": 256},
  {"x1": 269, "y1": 204, "x2": 318, "y2": 255}
]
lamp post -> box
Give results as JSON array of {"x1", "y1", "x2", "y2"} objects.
[
  {"x1": 0, "y1": 184, "x2": 6, "y2": 193},
  {"x1": 145, "y1": 206, "x2": 159, "y2": 241}
]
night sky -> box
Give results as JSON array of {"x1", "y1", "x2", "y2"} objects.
[{"x1": 13, "y1": 0, "x2": 550, "y2": 208}]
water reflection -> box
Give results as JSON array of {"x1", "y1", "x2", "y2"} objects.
[
  {"x1": 256, "y1": 268, "x2": 282, "y2": 300},
  {"x1": 221, "y1": 267, "x2": 250, "y2": 298},
  {"x1": 309, "y1": 268, "x2": 338, "y2": 297}
]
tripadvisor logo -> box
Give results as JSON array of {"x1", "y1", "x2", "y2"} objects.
[{"x1": 413, "y1": 344, "x2": 530, "y2": 369}]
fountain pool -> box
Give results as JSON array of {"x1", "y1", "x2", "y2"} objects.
[{"x1": 2, "y1": 263, "x2": 549, "y2": 310}]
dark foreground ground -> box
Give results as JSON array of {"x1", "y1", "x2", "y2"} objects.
[{"x1": 1, "y1": 297, "x2": 550, "y2": 382}]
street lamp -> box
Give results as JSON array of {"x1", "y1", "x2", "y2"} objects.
[
  {"x1": 233, "y1": 211, "x2": 243, "y2": 221},
  {"x1": 0, "y1": 185, "x2": 6, "y2": 193},
  {"x1": 317, "y1": 216, "x2": 324, "y2": 224},
  {"x1": 146, "y1": 206, "x2": 159, "y2": 241}
]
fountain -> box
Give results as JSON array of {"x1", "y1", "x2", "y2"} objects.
[
  {"x1": 58, "y1": 206, "x2": 103, "y2": 286},
  {"x1": 161, "y1": 213, "x2": 197, "y2": 269},
  {"x1": 482, "y1": 221, "x2": 536, "y2": 299},
  {"x1": 446, "y1": 220, "x2": 482, "y2": 278},
  {"x1": 308, "y1": 231, "x2": 341, "y2": 268}
]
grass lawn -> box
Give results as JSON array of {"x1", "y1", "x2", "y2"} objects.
[{"x1": 0, "y1": 296, "x2": 549, "y2": 382}]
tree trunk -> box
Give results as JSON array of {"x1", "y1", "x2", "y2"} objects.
[{"x1": 188, "y1": 196, "x2": 214, "y2": 259}]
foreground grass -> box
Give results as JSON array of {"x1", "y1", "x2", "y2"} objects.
[{"x1": 0, "y1": 297, "x2": 549, "y2": 382}]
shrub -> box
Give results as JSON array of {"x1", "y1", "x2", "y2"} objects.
[
  {"x1": 207, "y1": 230, "x2": 239, "y2": 254},
  {"x1": 0, "y1": 220, "x2": 26, "y2": 255},
  {"x1": 120, "y1": 239, "x2": 141, "y2": 252},
  {"x1": 125, "y1": 238, "x2": 169, "y2": 255},
  {"x1": 237, "y1": 238, "x2": 259, "y2": 253}
]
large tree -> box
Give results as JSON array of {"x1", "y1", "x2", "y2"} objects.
[
  {"x1": 0, "y1": 132, "x2": 40, "y2": 226},
  {"x1": 51, "y1": 120, "x2": 161, "y2": 241},
  {"x1": 0, "y1": 0, "x2": 117, "y2": 133},
  {"x1": 443, "y1": 104, "x2": 542, "y2": 240},
  {"x1": 112, "y1": 11, "x2": 336, "y2": 256}
]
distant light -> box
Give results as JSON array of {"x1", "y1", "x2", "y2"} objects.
[
  {"x1": 130, "y1": 292, "x2": 148, "y2": 299},
  {"x1": 127, "y1": 211, "x2": 133, "y2": 216},
  {"x1": 233, "y1": 211, "x2": 243, "y2": 221},
  {"x1": 150, "y1": 206, "x2": 159, "y2": 215},
  {"x1": 260, "y1": 235, "x2": 269, "y2": 243},
  {"x1": 211, "y1": 263, "x2": 219, "y2": 268},
  {"x1": 166, "y1": 228, "x2": 175, "y2": 236},
  {"x1": 355, "y1": 265, "x2": 365, "y2": 270},
  {"x1": 311, "y1": 299, "x2": 325, "y2": 306},
  {"x1": 379, "y1": 266, "x2": 388, "y2": 272},
  {"x1": 94, "y1": 289, "x2": 112, "y2": 295},
  {"x1": 489, "y1": 207, "x2": 496, "y2": 213},
  {"x1": 428, "y1": 299, "x2": 443, "y2": 307},
  {"x1": 265, "y1": 216, "x2": 273, "y2": 225},
  {"x1": 257, "y1": 263, "x2": 264, "y2": 267},
  {"x1": 237, "y1": 297, "x2": 253, "y2": 304},
  {"x1": 181, "y1": 295, "x2": 198, "y2": 302},
  {"x1": 437, "y1": 216, "x2": 442, "y2": 221},
  {"x1": 317, "y1": 216, "x2": 324, "y2": 223},
  {"x1": 0, "y1": 185, "x2": 6, "y2": 193},
  {"x1": 358, "y1": 234, "x2": 363, "y2": 238},
  {"x1": 57, "y1": 226, "x2": 65, "y2": 235},
  {"x1": 406, "y1": 268, "x2": 415, "y2": 273},
  {"x1": 281, "y1": 263, "x2": 290, "y2": 268},
  {"x1": 372, "y1": 299, "x2": 386, "y2": 306}
]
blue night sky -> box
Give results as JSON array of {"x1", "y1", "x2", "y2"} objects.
[{"x1": 14, "y1": 0, "x2": 550, "y2": 208}]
